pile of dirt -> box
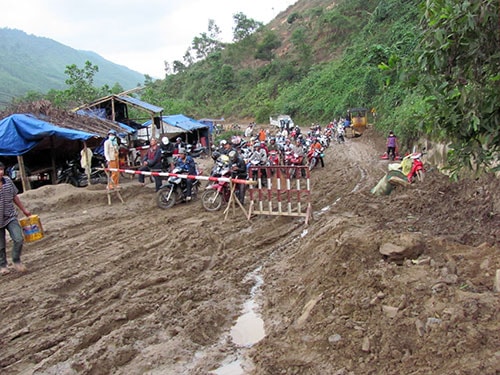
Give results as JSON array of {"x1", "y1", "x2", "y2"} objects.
[{"x1": 0, "y1": 129, "x2": 498, "y2": 374}]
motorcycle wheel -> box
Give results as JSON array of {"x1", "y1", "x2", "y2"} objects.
[
  {"x1": 309, "y1": 158, "x2": 317, "y2": 171},
  {"x1": 191, "y1": 183, "x2": 199, "y2": 199},
  {"x1": 156, "y1": 187, "x2": 177, "y2": 209},
  {"x1": 201, "y1": 189, "x2": 223, "y2": 211},
  {"x1": 416, "y1": 169, "x2": 425, "y2": 182},
  {"x1": 63, "y1": 176, "x2": 79, "y2": 187}
]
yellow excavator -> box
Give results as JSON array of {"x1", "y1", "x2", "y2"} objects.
[{"x1": 345, "y1": 107, "x2": 368, "y2": 137}]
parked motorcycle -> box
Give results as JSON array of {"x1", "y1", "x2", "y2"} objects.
[
  {"x1": 156, "y1": 167, "x2": 201, "y2": 209},
  {"x1": 87, "y1": 153, "x2": 108, "y2": 185},
  {"x1": 407, "y1": 152, "x2": 425, "y2": 183},
  {"x1": 201, "y1": 157, "x2": 232, "y2": 211},
  {"x1": 57, "y1": 159, "x2": 88, "y2": 187},
  {"x1": 186, "y1": 144, "x2": 208, "y2": 158}
]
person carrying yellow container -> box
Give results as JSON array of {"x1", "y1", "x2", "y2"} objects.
[{"x1": 0, "y1": 161, "x2": 31, "y2": 275}]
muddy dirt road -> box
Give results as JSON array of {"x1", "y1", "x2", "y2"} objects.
[{"x1": 1, "y1": 129, "x2": 498, "y2": 374}]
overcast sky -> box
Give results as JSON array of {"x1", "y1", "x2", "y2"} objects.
[{"x1": 1, "y1": 0, "x2": 297, "y2": 78}]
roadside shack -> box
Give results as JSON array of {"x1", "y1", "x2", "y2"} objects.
[{"x1": 0, "y1": 100, "x2": 130, "y2": 191}]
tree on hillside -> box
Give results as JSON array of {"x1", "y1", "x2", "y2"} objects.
[
  {"x1": 255, "y1": 30, "x2": 281, "y2": 61},
  {"x1": 416, "y1": 0, "x2": 500, "y2": 174},
  {"x1": 173, "y1": 60, "x2": 187, "y2": 74},
  {"x1": 64, "y1": 61, "x2": 100, "y2": 104},
  {"x1": 232, "y1": 12, "x2": 263, "y2": 42},
  {"x1": 191, "y1": 19, "x2": 223, "y2": 60}
]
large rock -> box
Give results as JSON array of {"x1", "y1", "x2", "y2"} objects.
[{"x1": 379, "y1": 233, "x2": 425, "y2": 263}]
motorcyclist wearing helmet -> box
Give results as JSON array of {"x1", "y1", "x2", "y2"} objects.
[
  {"x1": 291, "y1": 139, "x2": 305, "y2": 160},
  {"x1": 309, "y1": 137, "x2": 325, "y2": 167},
  {"x1": 175, "y1": 148, "x2": 197, "y2": 201},
  {"x1": 221, "y1": 140, "x2": 236, "y2": 155},
  {"x1": 267, "y1": 137, "x2": 279, "y2": 152},
  {"x1": 229, "y1": 150, "x2": 247, "y2": 204},
  {"x1": 248, "y1": 142, "x2": 268, "y2": 187},
  {"x1": 248, "y1": 142, "x2": 267, "y2": 166}
]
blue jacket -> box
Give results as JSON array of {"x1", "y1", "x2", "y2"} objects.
[{"x1": 176, "y1": 155, "x2": 196, "y2": 174}]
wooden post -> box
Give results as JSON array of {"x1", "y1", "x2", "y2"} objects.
[
  {"x1": 50, "y1": 136, "x2": 57, "y2": 185},
  {"x1": 16, "y1": 155, "x2": 30, "y2": 192}
]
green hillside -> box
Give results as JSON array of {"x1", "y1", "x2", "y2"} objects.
[
  {"x1": 138, "y1": 0, "x2": 498, "y2": 174},
  {"x1": 0, "y1": 28, "x2": 145, "y2": 103}
]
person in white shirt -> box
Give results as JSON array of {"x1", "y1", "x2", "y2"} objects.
[{"x1": 104, "y1": 129, "x2": 120, "y2": 189}]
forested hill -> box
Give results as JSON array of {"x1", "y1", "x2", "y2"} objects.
[
  {"x1": 139, "y1": 0, "x2": 498, "y2": 173},
  {"x1": 141, "y1": 0, "x2": 421, "y2": 125},
  {"x1": 0, "y1": 28, "x2": 145, "y2": 103}
]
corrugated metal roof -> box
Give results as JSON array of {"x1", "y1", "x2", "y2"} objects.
[
  {"x1": 74, "y1": 95, "x2": 163, "y2": 115},
  {"x1": 143, "y1": 114, "x2": 208, "y2": 132},
  {"x1": 116, "y1": 95, "x2": 163, "y2": 114}
]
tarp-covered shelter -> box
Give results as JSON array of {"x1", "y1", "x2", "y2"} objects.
[
  {"x1": 0, "y1": 114, "x2": 95, "y2": 156},
  {"x1": 0, "y1": 100, "x2": 134, "y2": 191},
  {"x1": 141, "y1": 114, "x2": 210, "y2": 148},
  {"x1": 0, "y1": 113, "x2": 98, "y2": 191},
  {"x1": 198, "y1": 118, "x2": 225, "y2": 134},
  {"x1": 73, "y1": 93, "x2": 164, "y2": 140}
]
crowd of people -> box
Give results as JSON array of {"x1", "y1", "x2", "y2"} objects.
[
  {"x1": 205, "y1": 120, "x2": 351, "y2": 198},
  {"x1": 103, "y1": 119, "x2": 354, "y2": 203}
]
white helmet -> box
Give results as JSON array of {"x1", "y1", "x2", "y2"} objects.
[{"x1": 161, "y1": 136, "x2": 169, "y2": 145}]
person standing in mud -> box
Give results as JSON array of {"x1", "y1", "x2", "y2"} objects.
[
  {"x1": 138, "y1": 138, "x2": 163, "y2": 192},
  {"x1": 0, "y1": 162, "x2": 31, "y2": 275},
  {"x1": 104, "y1": 129, "x2": 120, "y2": 189},
  {"x1": 386, "y1": 131, "x2": 398, "y2": 160}
]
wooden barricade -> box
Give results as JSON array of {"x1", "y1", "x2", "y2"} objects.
[{"x1": 247, "y1": 165, "x2": 312, "y2": 225}]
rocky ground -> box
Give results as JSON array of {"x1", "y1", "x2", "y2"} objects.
[{"x1": 0, "y1": 128, "x2": 498, "y2": 375}]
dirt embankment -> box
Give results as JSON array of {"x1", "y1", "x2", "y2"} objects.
[{"x1": 0, "y1": 128, "x2": 498, "y2": 375}]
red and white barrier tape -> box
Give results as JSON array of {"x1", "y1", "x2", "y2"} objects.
[{"x1": 102, "y1": 168, "x2": 252, "y2": 185}]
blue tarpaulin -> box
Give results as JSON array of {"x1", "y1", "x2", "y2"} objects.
[
  {"x1": 0, "y1": 114, "x2": 96, "y2": 156},
  {"x1": 142, "y1": 114, "x2": 208, "y2": 132}
]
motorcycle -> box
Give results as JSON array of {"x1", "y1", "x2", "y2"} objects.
[
  {"x1": 267, "y1": 149, "x2": 280, "y2": 176},
  {"x1": 407, "y1": 152, "x2": 425, "y2": 183},
  {"x1": 156, "y1": 167, "x2": 201, "y2": 209},
  {"x1": 87, "y1": 153, "x2": 109, "y2": 185},
  {"x1": 201, "y1": 157, "x2": 232, "y2": 211},
  {"x1": 186, "y1": 144, "x2": 208, "y2": 158},
  {"x1": 283, "y1": 151, "x2": 305, "y2": 178},
  {"x1": 318, "y1": 134, "x2": 330, "y2": 148},
  {"x1": 307, "y1": 148, "x2": 323, "y2": 171},
  {"x1": 57, "y1": 159, "x2": 88, "y2": 187},
  {"x1": 337, "y1": 129, "x2": 345, "y2": 144}
]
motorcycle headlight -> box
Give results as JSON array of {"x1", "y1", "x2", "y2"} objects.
[{"x1": 169, "y1": 176, "x2": 181, "y2": 184}]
